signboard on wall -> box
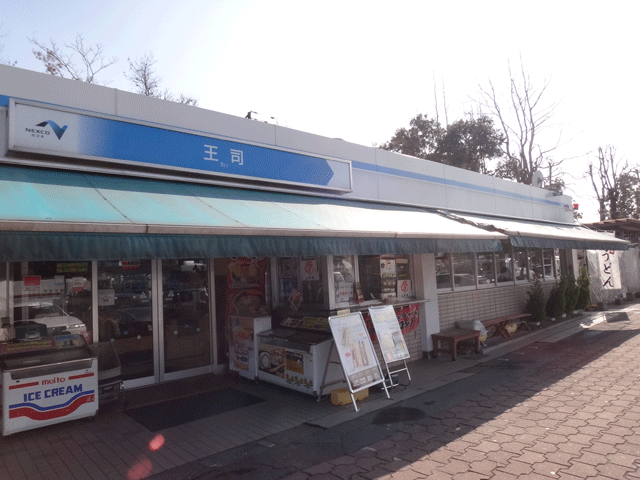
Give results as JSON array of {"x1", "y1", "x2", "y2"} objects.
[{"x1": 8, "y1": 100, "x2": 352, "y2": 193}]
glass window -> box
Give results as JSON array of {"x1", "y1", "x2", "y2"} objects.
[
  {"x1": 530, "y1": 249, "x2": 544, "y2": 281},
  {"x1": 13, "y1": 261, "x2": 92, "y2": 342},
  {"x1": 452, "y1": 252, "x2": 476, "y2": 289},
  {"x1": 554, "y1": 249, "x2": 562, "y2": 278},
  {"x1": 476, "y1": 252, "x2": 496, "y2": 287},
  {"x1": 359, "y1": 255, "x2": 400, "y2": 302},
  {"x1": 543, "y1": 249, "x2": 555, "y2": 280},
  {"x1": 98, "y1": 260, "x2": 153, "y2": 381},
  {"x1": 496, "y1": 241, "x2": 514, "y2": 284},
  {"x1": 514, "y1": 247, "x2": 529, "y2": 281},
  {"x1": 278, "y1": 257, "x2": 324, "y2": 308},
  {"x1": 435, "y1": 253, "x2": 452, "y2": 290},
  {"x1": 332, "y1": 255, "x2": 356, "y2": 305}
]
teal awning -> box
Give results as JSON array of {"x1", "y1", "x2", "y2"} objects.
[
  {"x1": 0, "y1": 165, "x2": 506, "y2": 261},
  {"x1": 454, "y1": 213, "x2": 629, "y2": 251}
]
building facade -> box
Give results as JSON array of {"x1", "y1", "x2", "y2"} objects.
[{"x1": 0, "y1": 64, "x2": 627, "y2": 395}]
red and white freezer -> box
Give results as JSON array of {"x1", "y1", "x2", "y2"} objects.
[{"x1": 0, "y1": 335, "x2": 98, "y2": 436}]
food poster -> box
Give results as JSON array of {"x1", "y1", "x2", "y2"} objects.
[
  {"x1": 258, "y1": 343, "x2": 286, "y2": 378},
  {"x1": 225, "y1": 257, "x2": 269, "y2": 343},
  {"x1": 368, "y1": 305, "x2": 410, "y2": 362},
  {"x1": 300, "y1": 257, "x2": 324, "y2": 304},
  {"x1": 229, "y1": 316, "x2": 254, "y2": 371},
  {"x1": 284, "y1": 350, "x2": 314, "y2": 391},
  {"x1": 278, "y1": 257, "x2": 323, "y2": 307},
  {"x1": 328, "y1": 312, "x2": 383, "y2": 390}
]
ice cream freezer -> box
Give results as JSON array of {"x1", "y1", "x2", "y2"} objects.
[
  {"x1": 257, "y1": 327, "x2": 345, "y2": 396},
  {"x1": 0, "y1": 335, "x2": 98, "y2": 436}
]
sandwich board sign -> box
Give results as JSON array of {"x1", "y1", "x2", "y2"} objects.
[
  {"x1": 368, "y1": 305, "x2": 411, "y2": 386},
  {"x1": 327, "y1": 312, "x2": 389, "y2": 411}
]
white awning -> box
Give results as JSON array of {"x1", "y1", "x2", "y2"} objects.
[{"x1": 452, "y1": 213, "x2": 629, "y2": 251}]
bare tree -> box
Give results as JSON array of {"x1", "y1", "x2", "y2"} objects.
[
  {"x1": 476, "y1": 58, "x2": 562, "y2": 185},
  {"x1": 125, "y1": 52, "x2": 197, "y2": 105},
  {"x1": 587, "y1": 145, "x2": 628, "y2": 220},
  {"x1": 432, "y1": 73, "x2": 449, "y2": 126},
  {"x1": 126, "y1": 53, "x2": 161, "y2": 97},
  {"x1": 0, "y1": 25, "x2": 16, "y2": 66},
  {"x1": 29, "y1": 34, "x2": 117, "y2": 83}
]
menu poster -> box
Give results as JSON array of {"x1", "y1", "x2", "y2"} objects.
[
  {"x1": 368, "y1": 305, "x2": 410, "y2": 362},
  {"x1": 328, "y1": 312, "x2": 383, "y2": 391}
]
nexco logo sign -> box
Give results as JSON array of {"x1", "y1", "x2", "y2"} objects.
[{"x1": 25, "y1": 120, "x2": 68, "y2": 140}]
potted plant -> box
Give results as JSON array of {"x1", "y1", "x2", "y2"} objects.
[
  {"x1": 564, "y1": 273, "x2": 578, "y2": 316},
  {"x1": 576, "y1": 265, "x2": 591, "y2": 311},
  {"x1": 546, "y1": 277, "x2": 567, "y2": 322},
  {"x1": 526, "y1": 277, "x2": 546, "y2": 324}
]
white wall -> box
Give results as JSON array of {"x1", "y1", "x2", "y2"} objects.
[{"x1": 0, "y1": 64, "x2": 575, "y2": 225}]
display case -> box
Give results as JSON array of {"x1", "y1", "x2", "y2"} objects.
[
  {"x1": 0, "y1": 334, "x2": 98, "y2": 435},
  {"x1": 257, "y1": 316, "x2": 344, "y2": 396}
]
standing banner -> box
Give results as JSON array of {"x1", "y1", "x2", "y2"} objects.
[
  {"x1": 327, "y1": 312, "x2": 389, "y2": 411},
  {"x1": 368, "y1": 305, "x2": 411, "y2": 387}
]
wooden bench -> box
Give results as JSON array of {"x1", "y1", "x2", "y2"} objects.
[
  {"x1": 481, "y1": 313, "x2": 532, "y2": 339},
  {"x1": 431, "y1": 328, "x2": 481, "y2": 361}
]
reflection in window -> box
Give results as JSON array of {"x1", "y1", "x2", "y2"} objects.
[
  {"x1": 452, "y1": 252, "x2": 476, "y2": 288},
  {"x1": 554, "y1": 249, "x2": 562, "y2": 278},
  {"x1": 435, "y1": 253, "x2": 452, "y2": 289},
  {"x1": 98, "y1": 260, "x2": 153, "y2": 381},
  {"x1": 530, "y1": 249, "x2": 543, "y2": 280},
  {"x1": 476, "y1": 253, "x2": 496, "y2": 286},
  {"x1": 359, "y1": 256, "x2": 401, "y2": 301},
  {"x1": 543, "y1": 249, "x2": 555, "y2": 280},
  {"x1": 13, "y1": 262, "x2": 92, "y2": 342},
  {"x1": 496, "y1": 241, "x2": 514, "y2": 284},
  {"x1": 333, "y1": 255, "x2": 356, "y2": 305},
  {"x1": 514, "y1": 248, "x2": 529, "y2": 281},
  {"x1": 162, "y1": 259, "x2": 211, "y2": 374}
]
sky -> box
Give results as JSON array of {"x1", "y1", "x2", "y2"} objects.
[{"x1": 2, "y1": 0, "x2": 639, "y2": 222}]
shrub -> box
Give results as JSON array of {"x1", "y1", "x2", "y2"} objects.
[
  {"x1": 526, "y1": 277, "x2": 546, "y2": 323},
  {"x1": 576, "y1": 265, "x2": 591, "y2": 310},
  {"x1": 546, "y1": 277, "x2": 567, "y2": 320},
  {"x1": 564, "y1": 272, "x2": 578, "y2": 314}
]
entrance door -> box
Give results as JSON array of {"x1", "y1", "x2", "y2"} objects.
[
  {"x1": 97, "y1": 260, "x2": 155, "y2": 387},
  {"x1": 161, "y1": 259, "x2": 212, "y2": 381}
]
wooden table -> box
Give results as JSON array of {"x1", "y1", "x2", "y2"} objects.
[
  {"x1": 482, "y1": 313, "x2": 532, "y2": 338},
  {"x1": 431, "y1": 328, "x2": 481, "y2": 361}
]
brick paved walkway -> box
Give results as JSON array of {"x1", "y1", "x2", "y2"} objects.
[
  {"x1": 1, "y1": 304, "x2": 639, "y2": 480},
  {"x1": 283, "y1": 305, "x2": 640, "y2": 479}
]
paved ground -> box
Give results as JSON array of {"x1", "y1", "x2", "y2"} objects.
[
  {"x1": 275, "y1": 304, "x2": 640, "y2": 480},
  {"x1": 2, "y1": 301, "x2": 640, "y2": 480}
]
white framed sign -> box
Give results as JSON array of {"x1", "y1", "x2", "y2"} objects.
[
  {"x1": 328, "y1": 312, "x2": 384, "y2": 391},
  {"x1": 368, "y1": 305, "x2": 410, "y2": 363}
]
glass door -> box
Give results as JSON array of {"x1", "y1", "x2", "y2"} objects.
[
  {"x1": 161, "y1": 259, "x2": 212, "y2": 380},
  {"x1": 97, "y1": 260, "x2": 155, "y2": 386}
]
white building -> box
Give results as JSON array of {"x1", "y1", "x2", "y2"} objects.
[{"x1": 0, "y1": 64, "x2": 627, "y2": 396}]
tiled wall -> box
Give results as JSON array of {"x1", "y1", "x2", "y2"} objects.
[{"x1": 437, "y1": 282, "x2": 556, "y2": 330}]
